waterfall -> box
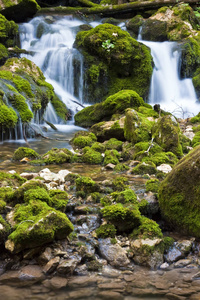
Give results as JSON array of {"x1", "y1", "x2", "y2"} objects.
[
  {"x1": 19, "y1": 16, "x2": 87, "y2": 122},
  {"x1": 141, "y1": 39, "x2": 200, "y2": 118}
]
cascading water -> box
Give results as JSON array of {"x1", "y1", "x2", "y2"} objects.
[
  {"x1": 140, "y1": 37, "x2": 200, "y2": 118},
  {"x1": 19, "y1": 16, "x2": 88, "y2": 124}
]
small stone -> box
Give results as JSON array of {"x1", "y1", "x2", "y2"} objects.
[
  {"x1": 160, "y1": 262, "x2": 170, "y2": 270},
  {"x1": 43, "y1": 256, "x2": 60, "y2": 274},
  {"x1": 20, "y1": 172, "x2": 38, "y2": 180},
  {"x1": 105, "y1": 163, "x2": 116, "y2": 170},
  {"x1": 157, "y1": 164, "x2": 172, "y2": 173},
  {"x1": 8, "y1": 170, "x2": 16, "y2": 174},
  {"x1": 20, "y1": 157, "x2": 31, "y2": 163}
]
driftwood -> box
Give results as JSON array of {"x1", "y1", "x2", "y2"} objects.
[
  {"x1": 44, "y1": 119, "x2": 58, "y2": 131},
  {"x1": 37, "y1": 0, "x2": 200, "y2": 17},
  {"x1": 22, "y1": 123, "x2": 30, "y2": 147}
]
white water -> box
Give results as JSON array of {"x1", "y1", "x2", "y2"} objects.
[
  {"x1": 141, "y1": 40, "x2": 200, "y2": 118},
  {"x1": 19, "y1": 16, "x2": 88, "y2": 125}
]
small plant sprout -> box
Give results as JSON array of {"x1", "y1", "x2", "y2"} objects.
[{"x1": 102, "y1": 39, "x2": 114, "y2": 52}]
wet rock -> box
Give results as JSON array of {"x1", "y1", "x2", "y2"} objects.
[
  {"x1": 43, "y1": 256, "x2": 60, "y2": 274},
  {"x1": 43, "y1": 276, "x2": 68, "y2": 290},
  {"x1": 164, "y1": 246, "x2": 183, "y2": 263},
  {"x1": 174, "y1": 259, "x2": 193, "y2": 268},
  {"x1": 97, "y1": 291, "x2": 124, "y2": 300},
  {"x1": 101, "y1": 265, "x2": 121, "y2": 278},
  {"x1": 160, "y1": 262, "x2": 170, "y2": 270},
  {"x1": 98, "y1": 238, "x2": 130, "y2": 269},
  {"x1": 38, "y1": 247, "x2": 53, "y2": 265},
  {"x1": 57, "y1": 257, "x2": 81, "y2": 275},
  {"x1": 131, "y1": 238, "x2": 163, "y2": 269}
]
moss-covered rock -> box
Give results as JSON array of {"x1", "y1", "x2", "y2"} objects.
[
  {"x1": 82, "y1": 146, "x2": 103, "y2": 164},
  {"x1": 75, "y1": 23, "x2": 153, "y2": 101},
  {"x1": 145, "y1": 179, "x2": 160, "y2": 193},
  {"x1": 158, "y1": 145, "x2": 200, "y2": 238},
  {"x1": 124, "y1": 108, "x2": 154, "y2": 144},
  {"x1": 141, "y1": 19, "x2": 168, "y2": 42},
  {"x1": 152, "y1": 115, "x2": 183, "y2": 157},
  {"x1": 111, "y1": 188, "x2": 137, "y2": 204},
  {"x1": 104, "y1": 138, "x2": 123, "y2": 151},
  {"x1": 102, "y1": 203, "x2": 141, "y2": 233},
  {"x1": 42, "y1": 148, "x2": 73, "y2": 164},
  {"x1": 75, "y1": 90, "x2": 144, "y2": 128},
  {"x1": 125, "y1": 15, "x2": 144, "y2": 39},
  {"x1": 103, "y1": 149, "x2": 120, "y2": 166},
  {"x1": 96, "y1": 224, "x2": 116, "y2": 238},
  {"x1": 131, "y1": 162, "x2": 157, "y2": 175},
  {"x1": 0, "y1": 100, "x2": 18, "y2": 128},
  {"x1": 0, "y1": 58, "x2": 69, "y2": 129},
  {"x1": 5, "y1": 200, "x2": 73, "y2": 253},
  {"x1": 70, "y1": 131, "x2": 97, "y2": 149},
  {"x1": 91, "y1": 118, "x2": 125, "y2": 142},
  {"x1": 49, "y1": 190, "x2": 69, "y2": 212},
  {"x1": 75, "y1": 175, "x2": 100, "y2": 195},
  {"x1": 0, "y1": 172, "x2": 26, "y2": 188},
  {"x1": 131, "y1": 216, "x2": 163, "y2": 239},
  {"x1": 12, "y1": 147, "x2": 39, "y2": 161},
  {"x1": 0, "y1": 215, "x2": 10, "y2": 243},
  {"x1": 0, "y1": 0, "x2": 40, "y2": 23}
]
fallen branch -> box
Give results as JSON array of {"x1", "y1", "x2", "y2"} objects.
[
  {"x1": 37, "y1": 0, "x2": 200, "y2": 17},
  {"x1": 44, "y1": 119, "x2": 58, "y2": 131}
]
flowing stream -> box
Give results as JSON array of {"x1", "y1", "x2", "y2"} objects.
[{"x1": 140, "y1": 38, "x2": 200, "y2": 118}]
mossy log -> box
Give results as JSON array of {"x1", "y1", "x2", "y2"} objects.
[
  {"x1": 37, "y1": 0, "x2": 200, "y2": 17},
  {"x1": 77, "y1": 0, "x2": 98, "y2": 7}
]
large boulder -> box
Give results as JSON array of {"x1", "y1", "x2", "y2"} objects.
[
  {"x1": 5, "y1": 200, "x2": 73, "y2": 253},
  {"x1": 0, "y1": 0, "x2": 40, "y2": 22},
  {"x1": 158, "y1": 145, "x2": 200, "y2": 238},
  {"x1": 74, "y1": 23, "x2": 153, "y2": 101},
  {"x1": 74, "y1": 90, "x2": 144, "y2": 128}
]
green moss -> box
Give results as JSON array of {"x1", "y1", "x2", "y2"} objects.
[
  {"x1": 158, "y1": 145, "x2": 200, "y2": 237},
  {"x1": 75, "y1": 90, "x2": 144, "y2": 128},
  {"x1": 82, "y1": 146, "x2": 103, "y2": 164},
  {"x1": 162, "y1": 236, "x2": 174, "y2": 251},
  {"x1": 131, "y1": 162, "x2": 157, "y2": 175},
  {"x1": 75, "y1": 175, "x2": 100, "y2": 194},
  {"x1": 100, "y1": 195, "x2": 112, "y2": 207},
  {"x1": 0, "y1": 172, "x2": 26, "y2": 188},
  {"x1": 0, "y1": 101, "x2": 18, "y2": 128},
  {"x1": 102, "y1": 203, "x2": 141, "y2": 233},
  {"x1": 103, "y1": 149, "x2": 120, "y2": 165},
  {"x1": 114, "y1": 163, "x2": 130, "y2": 172},
  {"x1": 142, "y1": 151, "x2": 178, "y2": 166},
  {"x1": 152, "y1": 115, "x2": 183, "y2": 157},
  {"x1": 8, "y1": 93, "x2": 33, "y2": 123},
  {"x1": 112, "y1": 176, "x2": 128, "y2": 191},
  {"x1": 75, "y1": 23, "x2": 152, "y2": 101},
  {"x1": 0, "y1": 215, "x2": 11, "y2": 242},
  {"x1": 42, "y1": 148, "x2": 73, "y2": 164},
  {"x1": 13, "y1": 75, "x2": 34, "y2": 98},
  {"x1": 12, "y1": 147, "x2": 39, "y2": 161},
  {"x1": 104, "y1": 138, "x2": 123, "y2": 151},
  {"x1": 24, "y1": 188, "x2": 50, "y2": 204},
  {"x1": 49, "y1": 190, "x2": 69, "y2": 212},
  {"x1": 124, "y1": 108, "x2": 154, "y2": 144},
  {"x1": 145, "y1": 179, "x2": 160, "y2": 193},
  {"x1": 96, "y1": 223, "x2": 116, "y2": 238},
  {"x1": 71, "y1": 131, "x2": 97, "y2": 148},
  {"x1": 131, "y1": 216, "x2": 163, "y2": 239},
  {"x1": 91, "y1": 142, "x2": 105, "y2": 153},
  {"x1": 111, "y1": 188, "x2": 138, "y2": 204},
  {"x1": 138, "y1": 106, "x2": 159, "y2": 118},
  {"x1": 8, "y1": 200, "x2": 73, "y2": 253}
]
